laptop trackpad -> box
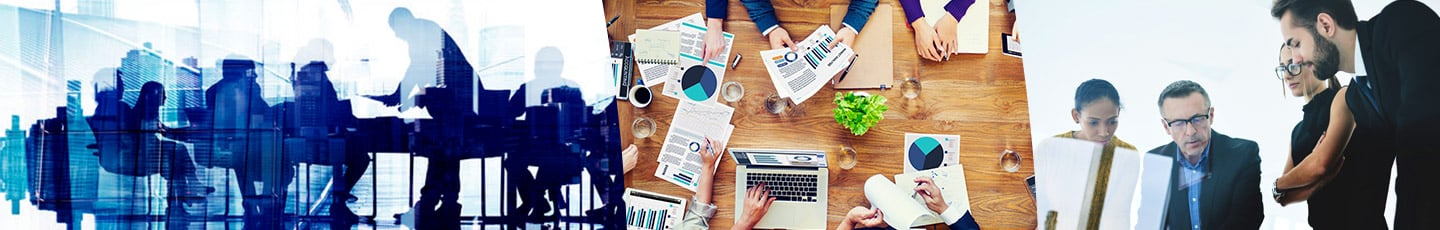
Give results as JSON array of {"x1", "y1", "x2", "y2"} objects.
[{"x1": 754, "y1": 202, "x2": 825, "y2": 229}]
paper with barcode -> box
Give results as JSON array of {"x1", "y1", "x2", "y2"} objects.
[
  {"x1": 653, "y1": 101, "x2": 734, "y2": 192},
  {"x1": 760, "y1": 25, "x2": 856, "y2": 104}
]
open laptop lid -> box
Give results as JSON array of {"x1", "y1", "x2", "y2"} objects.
[{"x1": 729, "y1": 148, "x2": 828, "y2": 168}]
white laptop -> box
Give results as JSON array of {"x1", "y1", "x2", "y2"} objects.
[{"x1": 730, "y1": 148, "x2": 829, "y2": 229}]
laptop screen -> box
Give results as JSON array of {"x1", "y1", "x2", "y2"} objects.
[{"x1": 730, "y1": 149, "x2": 828, "y2": 168}]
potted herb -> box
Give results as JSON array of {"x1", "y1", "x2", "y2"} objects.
[{"x1": 833, "y1": 92, "x2": 888, "y2": 136}]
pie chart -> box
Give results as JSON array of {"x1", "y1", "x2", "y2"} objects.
[
  {"x1": 681, "y1": 65, "x2": 718, "y2": 102},
  {"x1": 908, "y1": 136, "x2": 946, "y2": 171}
]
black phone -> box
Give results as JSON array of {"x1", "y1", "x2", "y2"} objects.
[
  {"x1": 1001, "y1": 33, "x2": 1022, "y2": 57},
  {"x1": 1026, "y1": 175, "x2": 1037, "y2": 200}
]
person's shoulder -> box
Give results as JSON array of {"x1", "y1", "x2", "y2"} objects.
[
  {"x1": 1213, "y1": 131, "x2": 1261, "y2": 160},
  {"x1": 1373, "y1": 0, "x2": 1440, "y2": 35},
  {"x1": 1381, "y1": 0, "x2": 1439, "y2": 19},
  {"x1": 1111, "y1": 136, "x2": 1138, "y2": 151}
]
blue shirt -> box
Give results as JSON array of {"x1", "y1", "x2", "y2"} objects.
[{"x1": 1176, "y1": 143, "x2": 1211, "y2": 230}]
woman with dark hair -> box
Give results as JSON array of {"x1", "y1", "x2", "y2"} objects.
[
  {"x1": 131, "y1": 81, "x2": 212, "y2": 215},
  {"x1": 1055, "y1": 79, "x2": 1136, "y2": 151},
  {"x1": 1272, "y1": 44, "x2": 1393, "y2": 229}
]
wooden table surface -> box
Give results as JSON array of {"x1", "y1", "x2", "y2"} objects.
[{"x1": 607, "y1": 0, "x2": 1034, "y2": 229}]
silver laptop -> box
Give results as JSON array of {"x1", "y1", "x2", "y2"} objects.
[{"x1": 730, "y1": 148, "x2": 829, "y2": 229}]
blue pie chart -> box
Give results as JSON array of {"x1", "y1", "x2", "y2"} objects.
[
  {"x1": 682, "y1": 65, "x2": 718, "y2": 102},
  {"x1": 908, "y1": 137, "x2": 945, "y2": 170}
]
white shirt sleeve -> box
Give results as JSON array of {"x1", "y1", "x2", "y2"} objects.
[
  {"x1": 760, "y1": 25, "x2": 779, "y2": 37},
  {"x1": 938, "y1": 202, "x2": 965, "y2": 225}
]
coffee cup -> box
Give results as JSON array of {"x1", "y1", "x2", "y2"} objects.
[{"x1": 629, "y1": 85, "x2": 652, "y2": 108}]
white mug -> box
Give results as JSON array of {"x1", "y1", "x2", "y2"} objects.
[{"x1": 629, "y1": 85, "x2": 652, "y2": 108}]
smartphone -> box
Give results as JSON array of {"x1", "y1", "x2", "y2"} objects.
[
  {"x1": 1026, "y1": 175, "x2": 1037, "y2": 200},
  {"x1": 1001, "y1": 33, "x2": 1022, "y2": 58}
]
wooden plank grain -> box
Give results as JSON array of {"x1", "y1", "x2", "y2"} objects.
[{"x1": 618, "y1": 0, "x2": 1035, "y2": 229}]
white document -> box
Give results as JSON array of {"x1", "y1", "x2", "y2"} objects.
[
  {"x1": 760, "y1": 25, "x2": 856, "y2": 104},
  {"x1": 903, "y1": 133, "x2": 962, "y2": 173},
  {"x1": 661, "y1": 21, "x2": 735, "y2": 103},
  {"x1": 1034, "y1": 137, "x2": 1101, "y2": 230},
  {"x1": 1135, "y1": 151, "x2": 1174, "y2": 230},
  {"x1": 654, "y1": 100, "x2": 735, "y2": 192},
  {"x1": 630, "y1": 13, "x2": 705, "y2": 87},
  {"x1": 921, "y1": 0, "x2": 989, "y2": 54},
  {"x1": 624, "y1": 188, "x2": 687, "y2": 230},
  {"x1": 1034, "y1": 137, "x2": 1174, "y2": 230},
  {"x1": 864, "y1": 175, "x2": 943, "y2": 229},
  {"x1": 862, "y1": 165, "x2": 975, "y2": 229}
]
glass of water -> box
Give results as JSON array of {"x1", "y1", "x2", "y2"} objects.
[
  {"x1": 901, "y1": 77, "x2": 921, "y2": 99},
  {"x1": 764, "y1": 93, "x2": 788, "y2": 115},
  {"x1": 722, "y1": 81, "x2": 745, "y2": 103},
  {"x1": 837, "y1": 144, "x2": 858, "y2": 170},
  {"x1": 632, "y1": 116, "x2": 656, "y2": 139},
  {"x1": 1000, "y1": 149, "x2": 1022, "y2": 173}
]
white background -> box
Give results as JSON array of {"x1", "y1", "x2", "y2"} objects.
[{"x1": 1016, "y1": 0, "x2": 1439, "y2": 229}]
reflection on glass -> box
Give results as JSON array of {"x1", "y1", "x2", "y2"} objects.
[
  {"x1": 764, "y1": 94, "x2": 788, "y2": 115},
  {"x1": 837, "y1": 144, "x2": 858, "y2": 170},
  {"x1": 1000, "y1": 149, "x2": 1022, "y2": 173},
  {"x1": 632, "y1": 116, "x2": 656, "y2": 139},
  {"x1": 722, "y1": 81, "x2": 744, "y2": 103},
  {"x1": 902, "y1": 77, "x2": 921, "y2": 99}
]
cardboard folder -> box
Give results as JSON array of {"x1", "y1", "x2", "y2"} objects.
[{"x1": 829, "y1": 4, "x2": 895, "y2": 89}]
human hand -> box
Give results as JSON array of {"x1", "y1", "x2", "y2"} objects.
[
  {"x1": 697, "y1": 137, "x2": 724, "y2": 204},
  {"x1": 736, "y1": 183, "x2": 776, "y2": 229},
  {"x1": 912, "y1": 20, "x2": 942, "y2": 62},
  {"x1": 845, "y1": 206, "x2": 888, "y2": 229},
  {"x1": 701, "y1": 137, "x2": 723, "y2": 173},
  {"x1": 828, "y1": 26, "x2": 858, "y2": 50},
  {"x1": 934, "y1": 15, "x2": 959, "y2": 58},
  {"x1": 622, "y1": 144, "x2": 638, "y2": 173},
  {"x1": 914, "y1": 176, "x2": 949, "y2": 213},
  {"x1": 703, "y1": 18, "x2": 727, "y2": 61},
  {"x1": 768, "y1": 27, "x2": 798, "y2": 52}
]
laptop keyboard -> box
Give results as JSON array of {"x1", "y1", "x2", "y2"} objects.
[{"x1": 746, "y1": 173, "x2": 819, "y2": 202}]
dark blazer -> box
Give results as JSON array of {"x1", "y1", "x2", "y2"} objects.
[
  {"x1": 1147, "y1": 131, "x2": 1263, "y2": 230},
  {"x1": 1356, "y1": 1, "x2": 1440, "y2": 228},
  {"x1": 740, "y1": 0, "x2": 877, "y2": 35}
]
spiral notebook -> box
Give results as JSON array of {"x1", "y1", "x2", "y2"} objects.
[{"x1": 634, "y1": 29, "x2": 681, "y2": 65}]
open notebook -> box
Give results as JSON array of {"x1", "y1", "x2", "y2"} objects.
[
  {"x1": 921, "y1": 0, "x2": 989, "y2": 54},
  {"x1": 634, "y1": 29, "x2": 681, "y2": 65}
]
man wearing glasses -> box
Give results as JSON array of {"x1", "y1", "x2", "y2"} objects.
[
  {"x1": 1271, "y1": 0, "x2": 1440, "y2": 228},
  {"x1": 1147, "y1": 80, "x2": 1263, "y2": 230}
]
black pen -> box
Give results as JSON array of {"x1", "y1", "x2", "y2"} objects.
[{"x1": 606, "y1": 16, "x2": 620, "y2": 27}]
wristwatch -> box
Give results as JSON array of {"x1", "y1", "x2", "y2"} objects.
[{"x1": 1272, "y1": 181, "x2": 1286, "y2": 201}]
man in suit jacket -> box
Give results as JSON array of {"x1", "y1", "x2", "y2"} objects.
[
  {"x1": 1148, "y1": 80, "x2": 1264, "y2": 230},
  {"x1": 740, "y1": 0, "x2": 877, "y2": 51},
  {"x1": 1272, "y1": 0, "x2": 1440, "y2": 228}
]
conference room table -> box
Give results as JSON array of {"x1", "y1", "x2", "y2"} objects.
[{"x1": 607, "y1": 0, "x2": 1034, "y2": 228}]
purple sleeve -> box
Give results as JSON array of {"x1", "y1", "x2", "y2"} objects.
[
  {"x1": 899, "y1": 0, "x2": 925, "y2": 24},
  {"x1": 944, "y1": 0, "x2": 977, "y2": 22}
]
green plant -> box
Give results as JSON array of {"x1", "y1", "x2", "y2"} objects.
[{"x1": 833, "y1": 92, "x2": 888, "y2": 136}]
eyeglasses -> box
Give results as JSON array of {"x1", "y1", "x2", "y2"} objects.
[
  {"x1": 1274, "y1": 44, "x2": 1312, "y2": 80},
  {"x1": 1165, "y1": 114, "x2": 1210, "y2": 132}
]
